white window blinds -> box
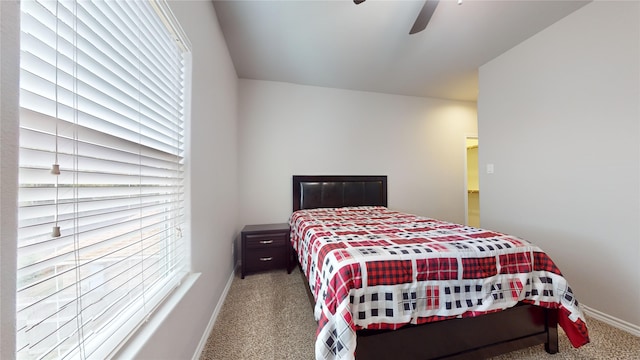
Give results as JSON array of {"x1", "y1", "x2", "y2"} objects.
[{"x1": 17, "y1": 1, "x2": 190, "y2": 359}]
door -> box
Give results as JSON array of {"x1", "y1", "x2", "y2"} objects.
[{"x1": 465, "y1": 137, "x2": 480, "y2": 227}]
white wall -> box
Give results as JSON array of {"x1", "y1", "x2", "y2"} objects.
[
  {"x1": 239, "y1": 80, "x2": 477, "y2": 226},
  {"x1": 479, "y1": 1, "x2": 640, "y2": 328},
  {"x1": 0, "y1": 1, "x2": 20, "y2": 358}
]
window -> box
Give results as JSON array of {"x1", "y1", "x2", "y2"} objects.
[{"x1": 17, "y1": 1, "x2": 190, "y2": 358}]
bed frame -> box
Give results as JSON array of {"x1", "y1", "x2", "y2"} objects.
[{"x1": 292, "y1": 175, "x2": 559, "y2": 359}]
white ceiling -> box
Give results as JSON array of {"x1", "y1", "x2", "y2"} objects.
[{"x1": 212, "y1": 0, "x2": 590, "y2": 101}]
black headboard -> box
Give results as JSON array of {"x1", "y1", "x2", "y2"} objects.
[{"x1": 292, "y1": 175, "x2": 387, "y2": 211}]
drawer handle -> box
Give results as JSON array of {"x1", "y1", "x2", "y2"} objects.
[
  {"x1": 259, "y1": 240, "x2": 274, "y2": 244},
  {"x1": 259, "y1": 257, "x2": 273, "y2": 262}
]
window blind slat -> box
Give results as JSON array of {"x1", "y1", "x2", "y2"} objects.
[
  {"x1": 108, "y1": 1, "x2": 183, "y2": 93},
  {"x1": 18, "y1": 202, "x2": 184, "y2": 257},
  {"x1": 75, "y1": 1, "x2": 184, "y2": 116},
  {"x1": 23, "y1": 5, "x2": 183, "y2": 136},
  {"x1": 17, "y1": 222, "x2": 184, "y2": 316},
  {"x1": 19, "y1": 232, "x2": 186, "y2": 358},
  {"x1": 20, "y1": 112, "x2": 185, "y2": 168},
  {"x1": 17, "y1": 1, "x2": 189, "y2": 359}
]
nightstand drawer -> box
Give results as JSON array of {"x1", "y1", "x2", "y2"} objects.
[
  {"x1": 244, "y1": 248, "x2": 287, "y2": 273},
  {"x1": 240, "y1": 223, "x2": 291, "y2": 278},
  {"x1": 245, "y1": 233, "x2": 287, "y2": 248}
]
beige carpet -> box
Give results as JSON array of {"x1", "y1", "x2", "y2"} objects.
[{"x1": 200, "y1": 269, "x2": 639, "y2": 360}]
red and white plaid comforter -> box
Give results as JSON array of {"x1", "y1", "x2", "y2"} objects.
[{"x1": 289, "y1": 206, "x2": 589, "y2": 360}]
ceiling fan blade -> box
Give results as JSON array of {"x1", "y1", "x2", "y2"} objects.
[
  {"x1": 353, "y1": 0, "x2": 366, "y2": 4},
  {"x1": 409, "y1": 0, "x2": 439, "y2": 35}
]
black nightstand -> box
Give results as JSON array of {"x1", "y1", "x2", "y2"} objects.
[{"x1": 241, "y1": 223, "x2": 291, "y2": 279}]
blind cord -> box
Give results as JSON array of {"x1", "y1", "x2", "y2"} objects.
[
  {"x1": 136, "y1": 2, "x2": 148, "y2": 317},
  {"x1": 51, "y1": 0, "x2": 61, "y2": 238},
  {"x1": 71, "y1": 1, "x2": 87, "y2": 356}
]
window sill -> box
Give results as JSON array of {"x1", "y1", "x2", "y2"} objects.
[{"x1": 110, "y1": 272, "x2": 201, "y2": 359}]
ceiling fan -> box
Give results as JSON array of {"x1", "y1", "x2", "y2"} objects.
[{"x1": 354, "y1": 0, "x2": 440, "y2": 35}]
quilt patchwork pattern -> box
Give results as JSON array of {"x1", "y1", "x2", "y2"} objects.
[{"x1": 289, "y1": 206, "x2": 590, "y2": 360}]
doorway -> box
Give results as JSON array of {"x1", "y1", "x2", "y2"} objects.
[{"x1": 465, "y1": 137, "x2": 479, "y2": 227}]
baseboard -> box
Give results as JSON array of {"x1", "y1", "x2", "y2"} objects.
[
  {"x1": 582, "y1": 304, "x2": 640, "y2": 337},
  {"x1": 192, "y1": 267, "x2": 236, "y2": 360}
]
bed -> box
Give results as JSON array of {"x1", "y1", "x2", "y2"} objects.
[{"x1": 289, "y1": 175, "x2": 589, "y2": 360}]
